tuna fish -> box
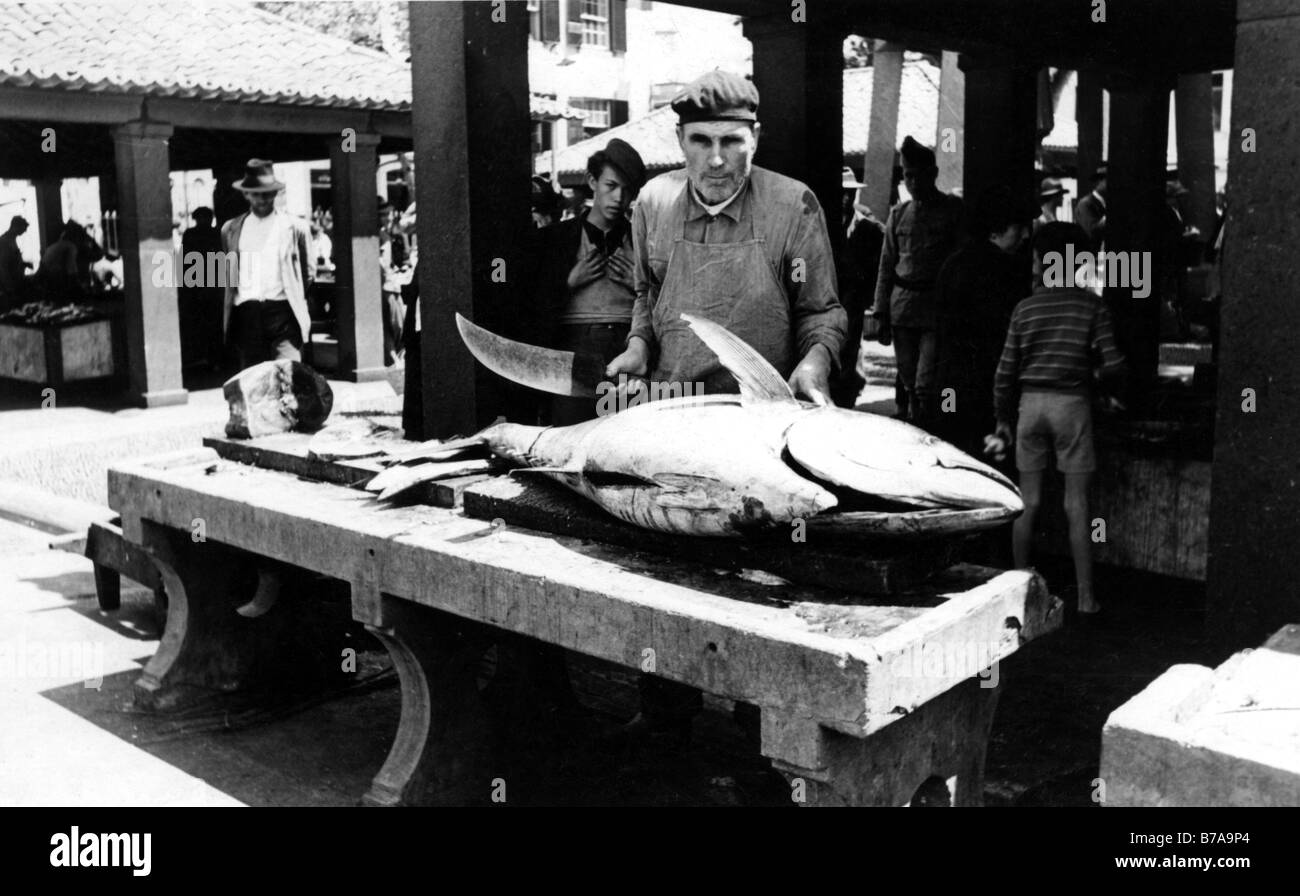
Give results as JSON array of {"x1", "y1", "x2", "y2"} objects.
[{"x1": 372, "y1": 313, "x2": 1022, "y2": 538}]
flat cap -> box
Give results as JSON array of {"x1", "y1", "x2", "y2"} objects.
[
  {"x1": 601, "y1": 138, "x2": 647, "y2": 192},
  {"x1": 671, "y1": 71, "x2": 759, "y2": 123}
]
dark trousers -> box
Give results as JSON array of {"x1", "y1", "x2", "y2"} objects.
[
  {"x1": 892, "y1": 325, "x2": 938, "y2": 427},
  {"x1": 230, "y1": 300, "x2": 302, "y2": 371},
  {"x1": 551, "y1": 321, "x2": 630, "y2": 425}
]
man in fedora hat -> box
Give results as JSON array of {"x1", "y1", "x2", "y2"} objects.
[
  {"x1": 221, "y1": 159, "x2": 314, "y2": 370},
  {"x1": 532, "y1": 137, "x2": 648, "y2": 424},
  {"x1": 1035, "y1": 176, "x2": 1068, "y2": 234},
  {"x1": 1074, "y1": 163, "x2": 1108, "y2": 250}
]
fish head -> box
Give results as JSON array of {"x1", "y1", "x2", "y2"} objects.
[{"x1": 784, "y1": 408, "x2": 1023, "y2": 514}]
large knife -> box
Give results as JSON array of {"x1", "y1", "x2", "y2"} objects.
[{"x1": 456, "y1": 312, "x2": 611, "y2": 398}]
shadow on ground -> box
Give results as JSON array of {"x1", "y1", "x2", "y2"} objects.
[{"x1": 35, "y1": 556, "x2": 1217, "y2": 807}]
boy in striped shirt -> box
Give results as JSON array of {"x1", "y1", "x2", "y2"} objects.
[{"x1": 993, "y1": 222, "x2": 1126, "y2": 616}]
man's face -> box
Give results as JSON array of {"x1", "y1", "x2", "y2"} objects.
[
  {"x1": 678, "y1": 120, "x2": 759, "y2": 205},
  {"x1": 902, "y1": 164, "x2": 936, "y2": 198},
  {"x1": 245, "y1": 190, "x2": 276, "y2": 218},
  {"x1": 588, "y1": 164, "x2": 635, "y2": 222},
  {"x1": 991, "y1": 223, "x2": 1028, "y2": 254}
]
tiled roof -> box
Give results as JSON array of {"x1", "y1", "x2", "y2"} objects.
[
  {"x1": 531, "y1": 95, "x2": 587, "y2": 122},
  {"x1": 0, "y1": 0, "x2": 412, "y2": 111},
  {"x1": 538, "y1": 60, "x2": 948, "y2": 178}
]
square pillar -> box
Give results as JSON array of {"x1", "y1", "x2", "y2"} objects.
[
  {"x1": 329, "y1": 132, "x2": 387, "y2": 383},
  {"x1": 1175, "y1": 73, "x2": 1218, "y2": 238},
  {"x1": 33, "y1": 177, "x2": 64, "y2": 250},
  {"x1": 745, "y1": 17, "x2": 845, "y2": 245},
  {"x1": 112, "y1": 120, "x2": 186, "y2": 408},
  {"x1": 1075, "y1": 69, "x2": 1104, "y2": 203},
  {"x1": 1207, "y1": 0, "x2": 1300, "y2": 647},
  {"x1": 409, "y1": 0, "x2": 533, "y2": 437},
  {"x1": 863, "y1": 41, "x2": 904, "y2": 217},
  {"x1": 959, "y1": 56, "x2": 1038, "y2": 208},
  {"x1": 935, "y1": 51, "x2": 965, "y2": 196},
  {"x1": 1104, "y1": 73, "x2": 1173, "y2": 407}
]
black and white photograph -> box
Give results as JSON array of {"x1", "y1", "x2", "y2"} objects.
[{"x1": 0, "y1": 0, "x2": 1290, "y2": 855}]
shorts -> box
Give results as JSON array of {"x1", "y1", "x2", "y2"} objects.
[{"x1": 1015, "y1": 391, "x2": 1096, "y2": 474}]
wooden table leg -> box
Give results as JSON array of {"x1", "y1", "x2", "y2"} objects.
[
  {"x1": 763, "y1": 677, "x2": 1004, "y2": 807},
  {"x1": 133, "y1": 519, "x2": 307, "y2": 711},
  {"x1": 362, "y1": 598, "x2": 494, "y2": 807}
]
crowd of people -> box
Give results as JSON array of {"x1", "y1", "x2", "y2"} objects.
[
  {"x1": 501, "y1": 68, "x2": 1144, "y2": 743},
  {"x1": 0, "y1": 213, "x2": 122, "y2": 312}
]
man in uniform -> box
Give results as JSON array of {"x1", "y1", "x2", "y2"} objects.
[
  {"x1": 870, "y1": 136, "x2": 963, "y2": 430},
  {"x1": 604, "y1": 69, "x2": 847, "y2": 741}
]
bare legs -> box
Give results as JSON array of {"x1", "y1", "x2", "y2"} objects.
[{"x1": 1012, "y1": 470, "x2": 1098, "y2": 614}]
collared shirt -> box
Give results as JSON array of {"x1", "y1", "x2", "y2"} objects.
[
  {"x1": 993, "y1": 284, "x2": 1126, "y2": 423},
  {"x1": 236, "y1": 209, "x2": 286, "y2": 303},
  {"x1": 629, "y1": 166, "x2": 845, "y2": 364},
  {"x1": 872, "y1": 191, "x2": 964, "y2": 328},
  {"x1": 581, "y1": 216, "x2": 631, "y2": 258}
]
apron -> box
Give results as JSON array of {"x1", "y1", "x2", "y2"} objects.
[{"x1": 650, "y1": 190, "x2": 792, "y2": 394}]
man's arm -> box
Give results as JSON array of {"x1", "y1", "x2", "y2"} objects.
[
  {"x1": 872, "y1": 206, "x2": 898, "y2": 320},
  {"x1": 1091, "y1": 302, "x2": 1127, "y2": 387},
  {"x1": 993, "y1": 310, "x2": 1022, "y2": 425},
  {"x1": 786, "y1": 190, "x2": 847, "y2": 366},
  {"x1": 627, "y1": 200, "x2": 654, "y2": 349}
]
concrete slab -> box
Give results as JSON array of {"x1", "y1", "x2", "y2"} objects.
[{"x1": 1100, "y1": 624, "x2": 1300, "y2": 807}]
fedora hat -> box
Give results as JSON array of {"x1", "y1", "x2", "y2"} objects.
[
  {"x1": 234, "y1": 159, "x2": 285, "y2": 193},
  {"x1": 1038, "y1": 176, "x2": 1068, "y2": 201},
  {"x1": 842, "y1": 166, "x2": 865, "y2": 190}
]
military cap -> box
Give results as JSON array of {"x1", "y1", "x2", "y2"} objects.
[
  {"x1": 899, "y1": 136, "x2": 937, "y2": 169},
  {"x1": 671, "y1": 71, "x2": 759, "y2": 123}
]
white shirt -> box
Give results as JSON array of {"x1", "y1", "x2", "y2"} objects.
[{"x1": 235, "y1": 210, "x2": 286, "y2": 303}]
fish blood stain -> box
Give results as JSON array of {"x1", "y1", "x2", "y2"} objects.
[{"x1": 729, "y1": 496, "x2": 775, "y2": 530}]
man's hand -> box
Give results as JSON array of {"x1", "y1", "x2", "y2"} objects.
[
  {"x1": 606, "y1": 252, "x2": 635, "y2": 291},
  {"x1": 567, "y1": 248, "x2": 606, "y2": 292},
  {"x1": 788, "y1": 343, "x2": 833, "y2": 406},
  {"x1": 605, "y1": 336, "x2": 649, "y2": 379}
]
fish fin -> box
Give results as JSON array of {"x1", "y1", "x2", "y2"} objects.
[
  {"x1": 380, "y1": 418, "x2": 503, "y2": 464},
  {"x1": 680, "y1": 313, "x2": 797, "y2": 407}
]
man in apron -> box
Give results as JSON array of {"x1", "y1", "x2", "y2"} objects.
[{"x1": 604, "y1": 70, "x2": 848, "y2": 743}]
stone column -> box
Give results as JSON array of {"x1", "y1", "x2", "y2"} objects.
[
  {"x1": 745, "y1": 17, "x2": 845, "y2": 246},
  {"x1": 863, "y1": 41, "x2": 903, "y2": 218},
  {"x1": 408, "y1": 0, "x2": 532, "y2": 437},
  {"x1": 935, "y1": 51, "x2": 965, "y2": 196},
  {"x1": 1206, "y1": 0, "x2": 1300, "y2": 647},
  {"x1": 1103, "y1": 73, "x2": 1173, "y2": 408},
  {"x1": 1075, "y1": 70, "x2": 1104, "y2": 212},
  {"x1": 959, "y1": 56, "x2": 1038, "y2": 208},
  {"x1": 1174, "y1": 73, "x2": 1217, "y2": 238},
  {"x1": 112, "y1": 120, "x2": 186, "y2": 407},
  {"x1": 329, "y1": 131, "x2": 387, "y2": 383},
  {"x1": 33, "y1": 177, "x2": 63, "y2": 250}
]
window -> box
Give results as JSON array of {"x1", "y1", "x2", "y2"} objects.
[
  {"x1": 569, "y1": 98, "x2": 612, "y2": 141},
  {"x1": 528, "y1": 0, "x2": 541, "y2": 41},
  {"x1": 581, "y1": 0, "x2": 609, "y2": 49}
]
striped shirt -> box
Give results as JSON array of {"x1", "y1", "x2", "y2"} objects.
[{"x1": 993, "y1": 285, "x2": 1126, "y2": 423}]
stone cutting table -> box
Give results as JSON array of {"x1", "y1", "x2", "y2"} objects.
[{"x1": 107, "y1": 437, "x2": 1060, "y2": 807}]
